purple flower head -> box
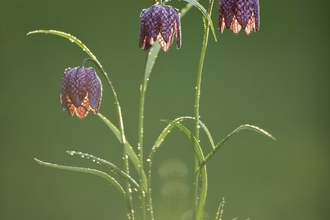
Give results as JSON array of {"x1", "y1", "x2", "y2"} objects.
[
  {"x1": 219, "y1": 0, "x2": 260, "y2": 35},
  {"x1": 60, "y1": 67, "x2": 102, "y2": 119},
  {"x1": 139, "y1": 3, "x2": 181, "y2": 52}
]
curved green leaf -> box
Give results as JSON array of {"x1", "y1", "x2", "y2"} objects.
[
  {"x1": 198, "y1": 119, "x2": 216, "y2": 149},
  {"x1": 97, "y1": 113, "x2": 121, "y2": 141},
  {"x1": 198, "y1": 124, "x2": 276, "y2": 171},
  {"x1": 180, "y1": 1, "x2": 194, "y2": 17},
  {"x1": 96, "y1": 113, "x2": 148, "y2": 192},
  {"x1": 34, "y1": 158, "x2": 127, "y2": 206},
  {"x1": 161, "y1": 120, "x2": 207, "y2": 220},
  {"x1": 215, "y1": 197, "x2": 225, "y2": 220},
  {"x1": 154, "y1": 116, "x2": 189, "y2": 149},
  {"x1": 27, "y1": 30, "x2": 101, "y2": 66},
  {"x1": 148, "y1": 116, "x2": 215, "y2": 158},
  {"x1": 181, "y1": 0, "x2": 217, "y2": 41},
  {"x1": 181, "y1": 0, "x2": 208, "y2": 18},
  {"x1": 146, "y1": 116, "x2": 194, "y2": 220},
  {"x1": 161, "y1": 120, "x2": 205, "y2": 165},
  {"x1": 66, "y1": 151, "x2": 143, "y2": 195},
  {"x1": 143, "y1": 42, "x2": 161, "y2": 92}
]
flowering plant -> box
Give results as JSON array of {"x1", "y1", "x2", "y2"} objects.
[{"x1": 29, "y1": 0, "x2": 274, "y2": 219}]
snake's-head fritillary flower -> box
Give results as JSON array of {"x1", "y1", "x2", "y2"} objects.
[
  {"x1": 219, "y1": 0, "x2": 260, "y2": 35},
  {"x1": 60, "y1": 67, "x2": 102, "y2": 119},
  {"x1": 139, "y1": 3, "x2": 181, "y2": 52}
]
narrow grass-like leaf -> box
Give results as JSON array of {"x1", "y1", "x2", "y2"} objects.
[
  {"x1": 139, "y1": 35, "x2": 162, "y2": 220},
  {"x1": 198, "y1": 124, "x2": 276, "y2": 171},
  {"x1": 162, "y1": 120, "x2": 207, "y2": 220},
  {"x1": 96, "y1": 113, "x2": 147, "y2": 192},
  {"x1": 180, "y1": 1, "x2": 194, "y2": 17},
  {"x1": 154, "y1": 116, "x2": 189, "y2": 149},
  {"x1": 215, "y1": 197, "x2": 225, "y2": 220},
  {"x1": 66, "y1": 151, "x2": 143, "y2": 195},
  {"x1": 181, "y1": 0, "x2": 217, "y2": 41},
  {"x1": 34, "y1": 158, "x2": 127, "y2": 206},
  {"x1": 97, "y1": 114, "x2": 136, "y2": 166},
  {"x1": 181, "y1": 0, "x2": 208, "y2": 20},
  {"x1": 97, "y1": 113, "x2": 121, "y2": 141},
  {"x1": 151, "y1": 116, "x2": 215, "y2": 150},
  {"x1": 143, "y1": 43, "x2": 161, "y2": 92},
  {"x1": 194, "y1": 118, "x2": 216, "y2": 149},
  {"x1": 146, "y1": 116, "x2": 196, "y2": 220},
  {"x1": 161, "y1": 120, "x2": 205, "y2": 169},
  {"x1": 164, "y1": 116, "x2": 215, "y2": 149},
  {"x1": 27, "y1": 30, "x2": 101, "y2": 66}
]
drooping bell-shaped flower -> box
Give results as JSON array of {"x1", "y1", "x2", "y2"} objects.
[
  {"x1": 60, "y1": 67, "x2": 102, "y2": 119},
  {"x1": 219, "y1": 0, "x2": 260, "y2": 35},
  {"x1": 139, "y1": 3, "x2": 181, "y2": 52}
]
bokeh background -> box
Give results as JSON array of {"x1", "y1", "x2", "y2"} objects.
[{"x1": 1, "y1": 0, "x2": 329, "y2": 219}]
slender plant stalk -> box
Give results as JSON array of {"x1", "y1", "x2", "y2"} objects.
[
  {"x1": 139, "y1": 81, "x2": 147, "y2": 220},
  {"x1": 194, "y1": 15, "x2": 212, "y2": 220},
  {"x1": 92, "y1": 61, "x2": 136, "y2": 220},
  {"x1": 193, "y1": 0, "x2": 214, "y2": 217},
  {"x1": 83, "y1": 58, "x2": 135, "y2": 219},
  {"x1": 138, "y1": 48, "x2": 156, "y2": 220},
  {"x1": 83, "y1": 60, "x2": 135, "y2": 219},
  {"x1": 140, "y1": 4, "x2": 197, "y2": 219}
]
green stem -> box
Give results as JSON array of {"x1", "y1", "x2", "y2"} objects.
[
  {"x1": 193, "y1": 0, "x2": 214, "y2": 217},
  {"x1": 139, "y1": 83, "x2": 147, "y2": 220},
  {"x1": 194, "y1": 16, "x2": 211, "y2": 220},
  {"x1": 89, "y1": 60, "x2": 135, "y2": 220},
  {"x1": 138, "y1": 47, "x2": 157, "y2": 220},
  {"x1": 124, "y1": 150, "x2": 135, "y2": 220}
]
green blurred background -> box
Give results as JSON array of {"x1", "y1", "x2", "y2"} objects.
[{"x1": 1, "y1": 0, "x2": 329, "y2": 219}]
